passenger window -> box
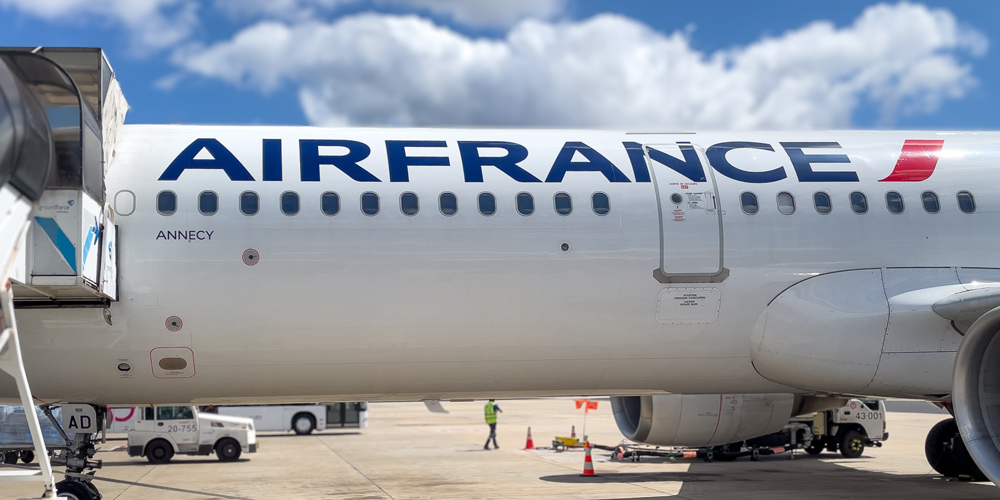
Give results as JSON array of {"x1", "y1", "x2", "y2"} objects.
[
  {"x1": 361, "y1": 192, "x2": 379, "y2": 216},
  {"x1": 813, "y1": 191, "x2": 831, "y2": 214},
  {"x1": 885, "y1": 191, "x2": 904, "y2": 214},
  {"x1": 554, "y1": 192, "x2": 572, "y2": 215},
  {"x1": 440, "y1": 192, "x2": 458, "y2": 216},
  {"x1": 776, "y1": 192, "x2": 795, "y2": 215},
  {"x1": 400, "y1": 192, "x2": 419, "y2": 216},
  {"x1": 281, "y1": 191, "x2": 300, "y2": 216},
  {"x1": 478, "y1": 192, "x2": 496, "y2": 216},
  {"x1": 156, "y1": 191, "x2": 176, "y2": 215},
  {"x1": 922, "y1": 191, "x2": 940, "y2": 213},
  {"x1": 144, "y1": 407, "x2": 154, "y2": 420},
  {"x1": 240, "y1": 191, "x2": 259, "y2": 215},
  {"x1": 157, "y1": 406, "x2": 193, "y2": 420},
  {"x1": 591, "y1": 192, "x2": 610, "y2": 215},
  {"x1": 199, "y1": 191, "x2": 218, "y2": 215},
  {"x1": 850, "y1": 191, "x2": 868, "y2": 214},
  {"x1": 740, "y1": 192, "x2": 758, "y2": 215},
  {"x1": 957, "y1": 191, "x2": 976, "y2": 213},
  {"x1": 321, "y1": 192, "x2": 340, "y2": 216},
  {"x1": 516, "y1": 192, "x2": 534, "y2": 216}
]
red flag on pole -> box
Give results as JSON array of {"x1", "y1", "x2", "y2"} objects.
[{"x1": 586, "y1": 401, "x2": 598, "y2": 410}]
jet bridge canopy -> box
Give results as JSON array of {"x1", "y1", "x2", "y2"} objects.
[{"x1": 0, "y1": 53, "x2": 54, "y2": 202}]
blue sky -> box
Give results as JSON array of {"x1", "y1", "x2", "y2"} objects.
[{"x1": 1, "y1": 0, "x2": 997, "y2": 130}]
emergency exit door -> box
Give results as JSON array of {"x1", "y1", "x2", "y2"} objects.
[{"x1": 644, "y1": 143, "x2": 726, "y2": 282}]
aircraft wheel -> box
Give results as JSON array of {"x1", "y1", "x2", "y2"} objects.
[
  {"x1": 56, "y1": 479, "x2": 100, "y2": 500},
  {"x1": 216, "y1": 438, "x2": 242, "y2": 461},
  {"x1": 2, "y1": 451, "x2": 17, "y2": 464},
  {"x1": 924, "y1": 418, "x2": 986, "y2": 480},
  {"x1": 145, "y1": 439, "x2": 174, "y2": 464},
  {"x1": 839, "y1": 429, "x2": 865, "y2": 458},
  {"x1": 925, "y1": 418, "x2": 962, "y2": 476},
  {"x1": 292, "y1": 413, "x2": 316, "y2": 435},
  {"x1": 19, "y1": 450, "x2": 34, "y2": 463}
]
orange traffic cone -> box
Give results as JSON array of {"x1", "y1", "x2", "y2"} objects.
[
  {"x1": 581, "y1": 441, "x2": 597, "y2": 476},
  {"x1": 524, "y1": 427, "x2": 535, "y2": 450},
  {"x1": 571, "y1": 425, "x2": 576, "y2": 439}
]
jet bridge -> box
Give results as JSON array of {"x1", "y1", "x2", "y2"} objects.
[
  {"x1": 1, "y1": 48, "x2": 127, "y2": 305},
  {"x1": 0, "y1": 47, "x2": 126, "y2": 499}
]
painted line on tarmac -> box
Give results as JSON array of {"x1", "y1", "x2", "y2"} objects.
[
  {"x1": 319, "y1": 437, "x2": 396, "y2": 500},
  {"x1": 97, "y1": 470, "x2": 250, "y2": 500}
]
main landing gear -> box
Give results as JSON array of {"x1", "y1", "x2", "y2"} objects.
[{"x1": 925, "y1": 417, "x2": 986, "y2": 481}]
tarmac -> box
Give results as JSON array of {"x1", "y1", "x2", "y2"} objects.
[{"x1": 4, "y1": 398, "x2": 1000, "y2": 499}]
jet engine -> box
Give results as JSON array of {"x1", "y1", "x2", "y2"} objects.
[
  {"x1": 610, "y1": 394, "x2": 796, "y2": 447},
  {"x1": 951, "y1": 305, "x2": 1000, "y2": 483}
]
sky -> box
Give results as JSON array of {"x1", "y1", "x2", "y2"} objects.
[{"x1": 1, "y1": 0, "x2": 998, "y2": 131}]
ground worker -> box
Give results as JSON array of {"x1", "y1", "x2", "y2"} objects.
[{"x1": 484, "y1": 399, "x2": 503, "y2": 450}]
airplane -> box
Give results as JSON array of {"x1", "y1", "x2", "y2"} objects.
[{"x1": 1, "y1": 47, "x2": 999, "y2": 499}]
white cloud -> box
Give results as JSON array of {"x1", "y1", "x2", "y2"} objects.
[
  {"x1": 0, "y1": 0, "x2": 198, "y2": 51},
  {"x1": 386, "y1": 0, "x2": 565, "y2": 29},
  {"x1": 212, "y1": 0, "x2": 353, "y2": 22},
  {"x1": 171, "y1": 2, "x2": 986, "y2": 129},
  {"x1": 213, "y1": 0, "x2": 564, "y2": 28}
]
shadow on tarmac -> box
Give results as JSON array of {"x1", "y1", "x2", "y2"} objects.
[
  {"x1": 539, "y1": 453, "x2": 999, "y2": 500},
  {"x1": 99, "y1": 458, "x2": 251, "y2": 467}
]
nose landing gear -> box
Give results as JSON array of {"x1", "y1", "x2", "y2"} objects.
[{"x1": 38, "y1": 405, "x2": 106, "y2": 500}]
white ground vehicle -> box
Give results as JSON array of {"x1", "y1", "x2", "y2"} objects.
[
  {"x1": 800, "y1": 399, "x2": 888, "y2": 458},
  {"x1": 127, "y1": 406, "x2": 257, "y2": 464},
  {"x1": 214, "y1": 403, "x2": 368, "y2": 435},
  {"x1": 722, "y1": 398, "x2": 888, "y2": 459}
]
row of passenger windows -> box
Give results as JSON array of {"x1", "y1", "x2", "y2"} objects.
[
  {"x1": 156, "y1": 191, "x2": 613, "y2": 217},
  {"x1": 739, "y1": 190, "x2": 977, "y2": 215}
]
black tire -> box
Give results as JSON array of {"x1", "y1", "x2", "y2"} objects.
[
  {"x1": 145, "y1": 439, "x2": 174, "y2": 464},
  {"x1": 292, "y1": 413, "x2": 316, "y2": 435},
  {"x1": 839, "y1": 429, "x2": 865, "y2": 459},
  {"x1": 925, "y1": 418, "x2": 963, "y2": 477},
  {"x1": 804, "y1": 437, "x2": 825, "y2": 455},
  {"x1": 56, "y1": 480, "x2": 99, "y2": 500},
  {"x1": 3, "y1": 451, "x2": 17, "y2": 464},
  {"x1": 216, "y1": 438, "x2": 242, "y2": 462},
  {"x1": 925, "y1": 418, "x2": 987, "y2": 480},
  {"x1": 19, "y1": 450, "x2": 34, "y2": 463}
]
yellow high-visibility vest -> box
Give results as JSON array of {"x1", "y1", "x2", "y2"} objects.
[{"x1": 484, "y1": 402, "x2": 498, "y2": 424}]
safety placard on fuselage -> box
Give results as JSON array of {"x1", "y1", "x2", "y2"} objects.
[{"x1": 656, "y1": 288, "x2": 721, "y2": 324}]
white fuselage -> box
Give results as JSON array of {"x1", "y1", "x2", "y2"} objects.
[{"x1": 4, "y1": 126, "x2": 997, "y2": 405}]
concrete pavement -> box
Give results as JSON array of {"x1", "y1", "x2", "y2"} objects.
[{"x1": 5, "y1": 398, "x2": 999, "y2": 499}]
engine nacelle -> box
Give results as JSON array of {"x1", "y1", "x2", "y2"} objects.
[
  {"x1": 953, "y1": 305, "x2": 1000, "y2": 485},
  {"x1": 610, "y1": 394, "x2": 795, "y2": 447}
]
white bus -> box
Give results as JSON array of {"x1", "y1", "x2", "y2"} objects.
[
  {"x1": 110, "y1": 403, "x2": 368, "y2": 435},
  {"x1": 212, "y1": 403, "x2": 368, "y2": 434}
]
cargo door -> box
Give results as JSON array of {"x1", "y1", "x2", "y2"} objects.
[{"x1": 644, "y1": 143, "x2": 725, "y2": 282}]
